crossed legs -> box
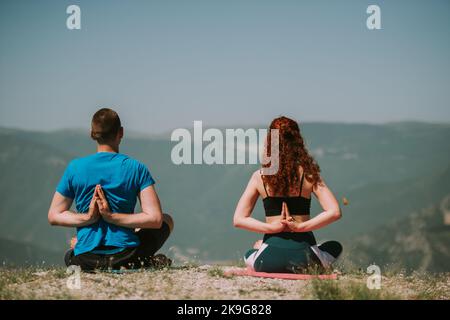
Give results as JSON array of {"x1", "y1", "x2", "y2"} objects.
[{"x1": 65, "y1": 213, "x2": 174, "y2": 271}]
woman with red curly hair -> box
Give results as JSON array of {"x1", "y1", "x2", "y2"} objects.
[{"x1": 233, "y1": 116, "x2": 343, "y2": 273}]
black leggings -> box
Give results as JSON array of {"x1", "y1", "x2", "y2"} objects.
[{"x1": 64, "y1": 222, "x2": 171, "y2": 271}]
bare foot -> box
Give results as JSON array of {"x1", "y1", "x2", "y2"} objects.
[
  {"x1": 253, "y1": 240, "x2": 263, "y2": 250},
  {"x1": 70, "y1": 236, "x2": 77, "y2": 249},
  {"x1": 150, "y1": 254, "x2": 172, "y2": 269}
]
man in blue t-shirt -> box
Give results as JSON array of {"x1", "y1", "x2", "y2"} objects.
[{"x1": 48, "y1": 108, "x2": 174, "y2": 271}]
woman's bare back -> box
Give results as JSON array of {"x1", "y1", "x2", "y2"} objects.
[{"x1": 256, "y1": 166, "x2": 313, "y2": 224}]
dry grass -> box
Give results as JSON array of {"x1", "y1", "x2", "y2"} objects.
[{"x1": 0, "y1": 265, "x2": 448, "y2": 300}]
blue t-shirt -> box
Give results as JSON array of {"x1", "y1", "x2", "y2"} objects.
[{"x1": 56, "y1": 152, "x2": 155, "y2": 255}]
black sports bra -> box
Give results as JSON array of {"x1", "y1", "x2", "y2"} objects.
[{"x1": 261, "y1": 171, "x2": 312, "y2": 217}]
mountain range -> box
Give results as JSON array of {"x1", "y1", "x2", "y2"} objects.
[{"x1": 0, "y1": 122, "x2": 449, "y2": 271}]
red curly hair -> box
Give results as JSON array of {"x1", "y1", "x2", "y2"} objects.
[{"x1": 262, "y1": 116, "x2": 321, "y2": 195}]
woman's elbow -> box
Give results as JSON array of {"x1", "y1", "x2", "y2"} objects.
[
  {"x1": 233, "y1": 217, "x2": 242, "y2": 228},
  {"x1": 332, "y1": 207, "x2": 342, "y2": 220}
]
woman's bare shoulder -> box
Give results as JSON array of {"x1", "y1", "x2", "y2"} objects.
[
  {"x1": 250, "y1": 169, "x2": 267, "y2": 195},
  {"x1": 250, "y1": 169, "x2": 263, "y2": 184}
]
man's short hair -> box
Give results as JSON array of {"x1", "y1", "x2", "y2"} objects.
[{"x1": 91, "y1": 108, "x2": 122, "y2": 144}]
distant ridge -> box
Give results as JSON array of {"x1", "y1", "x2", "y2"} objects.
[
  {"x1": 0, "y1": 122, "x2": 449, "y2": 268},
  {"x1": 1, "y1": 120, "x2": 449, "y2": 141},
  {"x1": 0, "y1": 238, "x2": 61, "y2": 266}
]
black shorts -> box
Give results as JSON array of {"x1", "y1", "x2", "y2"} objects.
[{"x1": 64, "y1": 222, "x2": 171, "y2": 271}]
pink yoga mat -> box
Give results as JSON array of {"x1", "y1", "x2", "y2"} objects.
[{"x1": 224, "y1": 268, "x2": 338, "y2": 280}]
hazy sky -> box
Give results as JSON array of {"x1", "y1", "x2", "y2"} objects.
[{"x1": 1, "y1": 0, "x2": 449, "y2": 133}]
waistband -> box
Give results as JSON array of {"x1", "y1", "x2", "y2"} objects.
[
  {"x1": 91, "y1": 245, "x2": 126, "y2": 255},
  {"x1": 263, "y1": 232, "x2": 317, "y2": 249}
]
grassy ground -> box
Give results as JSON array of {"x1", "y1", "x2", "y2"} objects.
[{"x1": 0, "y1": 265, "x2": 448, "y2": 300}]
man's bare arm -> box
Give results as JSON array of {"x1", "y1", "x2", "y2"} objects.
[
  {"x1": 97, "y1": 185, "x2": 163, "y2": 229},
  {"x1": 48, "y1": 191, "x2": 100, "y2": 227}
]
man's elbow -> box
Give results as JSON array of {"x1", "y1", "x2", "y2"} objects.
[
  {"x1": 155, "y1": 218, "x2": 163, "y2": 229},
  {"x1": 233, "y1": 217, "x2": 242, "y2": 228},
  {"x1": 48, "y1": 212, "x2": 58, "y2": 226},
  {"x1": 152, "y1": 215, "x2": 163, "y2": 229}
]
